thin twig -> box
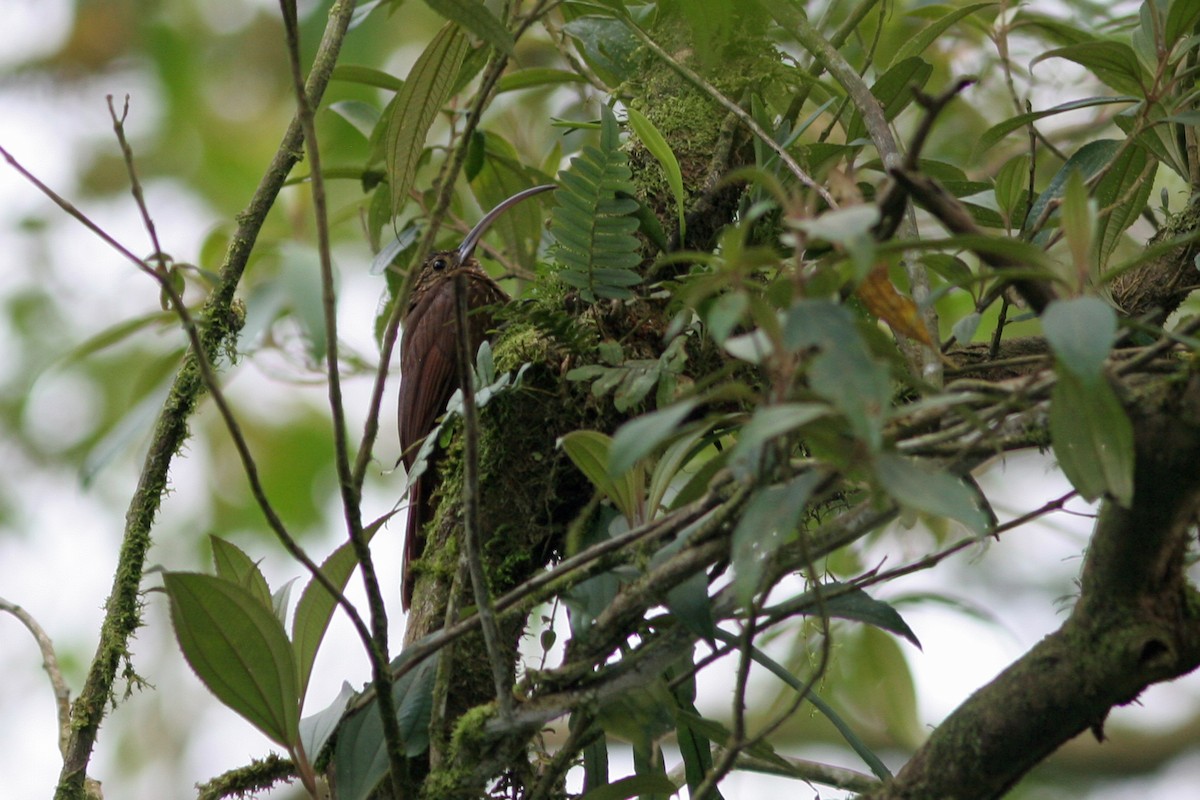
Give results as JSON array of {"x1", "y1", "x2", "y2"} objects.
[
  {"x1": 279, "y1": 0, "x2": 403, "y2": 793},
  {"x1": 453, "y1": 274, "x2": 517, "y2": 716},
  {"x1": 0, "y1": 597, "x2": 71, "y2": 758}
]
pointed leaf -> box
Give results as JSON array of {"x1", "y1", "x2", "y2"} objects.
[
  {"x1": 386, "y1": 22, "x2": 470, "y2": 216},
  {"x1": 608, "y1": 399, "x2": 698, "y2": 477},
  {"x1": 1050, "y1": 370, "x2": 1134, "y2": 506},
  {"x1": 210, "y1": 535, "x2": 273, "y2": 610},
  {"x1": 163, "y1": 572, "x2": 299, "y2": 747},
  {"x1": 732, "y1": 472, "x2": 822, "y2": 605}
]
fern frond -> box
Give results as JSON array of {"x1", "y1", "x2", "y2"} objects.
[{"x1": 550, "y1": 104, "x2": 643, "y2": 301}]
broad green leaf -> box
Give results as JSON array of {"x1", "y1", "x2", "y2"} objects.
[
  {"x1": 292, "y1": 516, "x2": 386, "y2": 698},
  {"x1": 1022, "y1": 140, "x2": 1122, "y2": 239},
  {"x1": 424, "y1": 0, "x2": 514, "y2": 55},
  {"x1": 1051, "y1": 370, "x2": 1135, "y2": 506},
  {"x1": 874, "y1": 454, "x2": 989, "y2": 534},
  {"x1": 972, "y1": 97, "x2": 1134, "y2": 159},
  {"x1": 652, "y1": 508, "x2": 720, "y2": 642},
  {"x1": 385, "y1": 22, "x2": 470, "y2": 217},
  {"x1": 210, "y1": 536, "x2": 273, "y2": 610},
  {"x1": 729, "y1": 403, "x2": 829, "y2": 477},
  {"x1": 786, "y1": 300, "x2": 892, "y2": 452},
  {"x1": 731, "y1": 472, "x2": 822, "y2": 605},
  {"x1": 595, "y1": 680, "x2": 676, "y2": 753},
  {"x1": 710, "y1": 629, "x2": 893, "y2": 780},
  {"x1": 163, "y1": 572, "x2": 299, "y2": 747},
  {"x1": 608, "y1": 399, "x2": 698, "y2": 478},
  {"x1": 334, "y1": 653, "x2": 437, "y2": 800},
  {"x1": 626, "y1": 105, "x2": 686, "y2": 239},
  {"x1": 795, "y1": 582, "x2": 922, "y2": 648},
  {"x1": 1032, "y1": 42, "x2": 1148, "y2": 96},
  {"x1": 836, "y1": 627, "x2": 922, "y2": 747},
  {"x1": 1042, "y1": 297, "x2": 1117, "y2": 383}
]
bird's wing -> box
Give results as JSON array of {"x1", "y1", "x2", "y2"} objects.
[{"x1": 397, "y1": 280, "x2": 459, "y2": 469}]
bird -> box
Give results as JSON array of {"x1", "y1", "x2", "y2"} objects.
[{"x1": 397, "y1": 184, "x2": 555, "y2": 609}]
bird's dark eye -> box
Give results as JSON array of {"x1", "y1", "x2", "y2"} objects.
[{"x1": 432, "y1": 257, "x2": 448, "y2": 271}]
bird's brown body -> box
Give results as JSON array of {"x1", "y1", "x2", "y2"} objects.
[
  {"x1": 397, "y1": 253, "x2": 508, "y2": 609},
  {"x1": 396, "y1": 184, "x2": 554, "y2": 610}
]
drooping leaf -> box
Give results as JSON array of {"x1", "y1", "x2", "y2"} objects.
[
  {"x1": 973, "y1": 97, "x2": 1134, "y2": 159},
  {"x1": 163, "y1": 572, "x2": 300, "y2": 747},
  {"x1": 1032, "y1": 41, "x2": 1148, "y2": 96},
  {"x1": 560, "y1": 430, "x2": 643, "y2": 522},
  {"x1": 792, "y1": 582, "x2": 922, "y2": 648},
  {"x1": 729, "y1": 403, "x2": 829, "y2": 477},
  {"x1": 874, "y1": 453, "x2": 989, "y2": 534},
  {"x1": 1094, "y1": 143, "x2": 1156, "y2": 270},
  {"x1": 625, "y1": 105, "x2": 686, "y2": 239},
  {"x1": 1050, "y1": 369, "x2": 1135, "y2": 506},
  {"x1": 385, "y1": 22, "x2": 470, "y2": 217},
  {"x1": 732, "y1": 472, "x2": 822, "y2": 605}
]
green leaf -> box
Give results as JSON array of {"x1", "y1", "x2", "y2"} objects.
[
  {"x1": 292, "y1": 516, "x2": 386, "y2": 698},
  {"x1": 874, "y1": 454, "x2": 989, "y2": 534},
  {"x1": 625, "y1": 105, "x2": 686, "y2": 240},
  {"x1": 385, "y1": 22, "x2": 470, "y2": 217},
  {"x1": 210, "y1": 536, "x2": 273, "y2": 610},
  {"x1": 560, "y1": 430, "x2": 643, "y2": 522},
  {"x1": 891, "y1": 3, "x2": 998, "y2": 67},
  {"x1": 298, "y1": 681, "x2": 354, "y2": 761},
  {"x1": 424, "y1": 0, "x2": 514, "y2": 55},
  {"x1": 1060, "y1": 168, "x2": 1094, "y2": 277},
  {"x1": 1042, "y1": 297, "x2": 1117, "y2": 383},
  {"x1": 1022, "y1": 140, "x2": 1122, "y2": 239},
  {"x1": 1094, "y1": 143, "x2": 1156, "y2": 270},
  {"x1": 847, "y1": 57, "x2": 932, "y2": 143},
  {"x1": 1032, "y1": 41, "x2": 1148, "y2": 96},
  {"x1": 729, "y1": 403, "x2": 829, "y2": 477},
  {"x1": 608, "y1": 400, "x2": 698, "y2": 478},
  {"x1": 732, "y1": 472, "x2": 822, "y2": 605},
  {"x1": 334, "y1": 653, "x2": 437, "y2": 800},
  {"x1": 993, "y1": 154, "x2": 1031, "y2": 226},
  {"x1": 163, "y1": 572, "x2": 299, "y2": 747},
  {"x1": 550, "y1": 105, "x2": 643, "y2": 302},
  {"x1": 802, "y1": 583, "x2": 922, "y2": 648},
  {"x1": 972, "y1": 97, "x2": 1134, "y2": 159},
  {"x1": 497, "y1": 67, "x2": 589, "y2": 93},
  {"x1": 786, "y1": 300, "x2": 892, "y2": 452},
  {"x1": 332, "y1": 64, "x2": 405, "y2": 91},
  {"x1": 1166, "y1": 0, "x2": 1200, "y2": 50},
  {"x1": 1050, "y1": 370, "x2": 1135, "y2": 506},
  {"x1": 329, "y1": 99, "x2": 380, "y2": 140},
  {"x1": 580, "y1": 774, "x2": 678, "y2": 800}
]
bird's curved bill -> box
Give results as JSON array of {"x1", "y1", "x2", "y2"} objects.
[{"x1": 457, "y1": 184, "x2": 556, "y2": 263}]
